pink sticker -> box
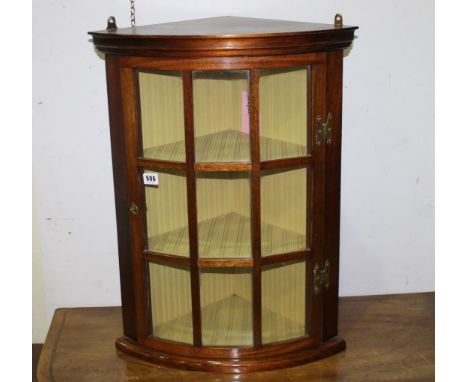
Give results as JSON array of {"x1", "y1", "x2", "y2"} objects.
[{"x1": 241, "y1": 90, "x2": 250, "y2": 134}]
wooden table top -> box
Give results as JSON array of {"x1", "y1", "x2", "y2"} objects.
[{"x1": 37, "y1": 292, "x2": 434, "y2": 381}]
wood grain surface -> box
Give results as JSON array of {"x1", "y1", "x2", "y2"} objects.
[
  {"x1": 91, "y1": 16, "x2": 357, "y2": 37},
  {"x1": 89, "y1": 16, "x2": 357, "y2": 57},
  {"x1": 37, "y1": 292, "x2": 434, "y2": 381},
  {"x1": 94, "y1": 16, "x2": 359, "y2": 373}
]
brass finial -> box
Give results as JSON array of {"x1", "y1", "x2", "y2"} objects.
[
  {"x1": 334, "y1": 14, "x2": 343, "y2": 28},
  {"x1": 107, "y1": 16, "x2": 117, "y2": 30}
]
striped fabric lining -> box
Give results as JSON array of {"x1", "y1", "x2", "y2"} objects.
[
  {"x1": 147, "y1": 212, "x2": 305, "y2": 258},
  {"x1": 143, "y1": 130, "x2": 306, "y2": 162},
  {"x1": 153, "y1": 294, "x2": 305, "y2": 345}
]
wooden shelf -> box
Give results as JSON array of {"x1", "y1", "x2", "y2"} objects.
[
  {"x1": 148, "y1": 212, "x2": 305, "y2": 259},
  {"x1": 153, "y1": 294, "x2": 304, "y2": 346},
  {"x1": 143, "y1": 130, "x2": 306, "y2": 163},
  {"x1": 144, "y1": 137, "x2": 186, "y2": 162}
]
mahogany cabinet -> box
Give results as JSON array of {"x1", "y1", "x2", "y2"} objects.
[{"x1": 89, "y1": 15, "x2": 357, "y2": 373}]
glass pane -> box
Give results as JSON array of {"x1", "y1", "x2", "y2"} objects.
[
  {"x1": 262, "y1": 261, "x2": 306, "y2": 343},
  {"x1": 149, "y1": 262, "x2": 193, "y2": 344},
  {"x1": 259, "y1": 67, "x2": 308, "y2": 161},
  {"x1": 196, "y1": 172, "x2": 251, "y2": 258},
  {"x1": 200, "y1": 268, "x2": 252, "y2": 346},
  {"x1": 261, "y1": 167, "x2": 307, "y2": 256},
  {"x1": 193, "y1": 71, "x2": 250, "y2": 162},
  {"x1": 139, "y1": 71, "x2": 185, "y2": 161},
  {"x1": 145, "y1": 170, "x2": 189, "y2": 257}
]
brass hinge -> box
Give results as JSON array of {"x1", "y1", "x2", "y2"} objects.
[
  {"x1": 313, "y1": 260, "x2": 330, "y2": 294},
  {"x1": 316, "y1": 113, "x2": 333, "y2": 145}
]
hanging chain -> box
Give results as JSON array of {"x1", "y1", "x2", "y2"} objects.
[{"x1": 130, "y1": 0, "x2": 136, "y2": 26}]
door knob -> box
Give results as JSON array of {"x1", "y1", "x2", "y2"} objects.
[{"x1": 129, "y1": 203, "x2": 139, "y2": 215}]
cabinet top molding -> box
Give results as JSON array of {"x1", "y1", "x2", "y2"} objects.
[{"x1": 89, "y1": 15, "x2": 358, "y2": 57}]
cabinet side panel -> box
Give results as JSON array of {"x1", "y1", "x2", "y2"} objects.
[
  {"x1": 105, "y1": 55, "x2": 138, "y2": 340},
  {"x1": 323, "y1": 50, "x2": 344, "y2": 341}
]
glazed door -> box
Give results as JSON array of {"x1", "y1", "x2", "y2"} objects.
[{"x1": 116, "y1": 56, "x2": 329, "y2": 349}]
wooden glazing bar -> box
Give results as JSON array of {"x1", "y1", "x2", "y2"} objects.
[
  {"x1": 134, "y1": 74, "x2": 154, "y2": 339},
  {"x1": 250, "y1": 69, "x2": 262, "y2": 346},
  {"x1": 305, "y1": 163, "x2": 313, "y2": 336},
  {"x1": 136, "y1": 158, "x2": 186, "y2": 171},
  {"x1": 305, "y1": 65, "x2": 313, "y2": 334},
  {"x1": 133, "y1": 71, "x2": 145, "y2": 158},
  {"x1": 308, "y1": 60, "x2": 327, "y2": 342},
  {"x1": 143, "y1": 259, "x2": 153, "y2": 337},
  {"x1": 137, "y1": 164, "x2": 151, "y2": 339},
  {"x1": 142, "y1": 251, "x2": 191, "y2": 267},
  {"x1": 305, "y1": 258, "x2": 313, "y2": 335},
  {"x1": 136, "y1": 167, "x2": 150, "y2": 252},
  {"x1": 120, "y1": 66, "x2": 151, "y2": 341},
  {"x1": 260, "y1": 249, "x2": 310, "y2": 266},
  {"x1": 183, "y1": 71, "x2": 202, "y2": 346},
  {"x1": 260, "y1": 156, "x2": 311, "y2": 170},
  {"x1": 306, "y1": 64, "x2": 313, "y2": 251},
  {"x1": 306, "y1": 65, "x2": 312, "y2": 155},
  {"x1": 198, "y1": 259, "x2": 253, "y2": 268},
  {"x1": 195, "y1": 162, "x2": 252, "y2": 172}
]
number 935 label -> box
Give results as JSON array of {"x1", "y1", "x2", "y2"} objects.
[{"x1": 143, "y1": 172, "x2": 159, "y2": 186}]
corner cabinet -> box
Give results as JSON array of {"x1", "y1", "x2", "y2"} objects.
[{"x1": 89, "y1": 15, "x2": 357, "y2": 373}]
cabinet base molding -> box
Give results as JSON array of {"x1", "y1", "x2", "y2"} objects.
[{"x1": 115, "y1": 336, "x2": 346, "y2": 373}]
